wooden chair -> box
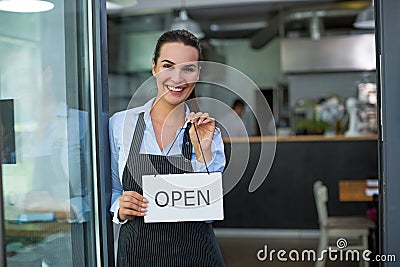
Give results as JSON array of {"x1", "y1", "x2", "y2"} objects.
[{"x1": 313, "y1": 181, "x2": 375, "y2": 267}]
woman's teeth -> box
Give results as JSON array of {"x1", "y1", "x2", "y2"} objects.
[{"x1": 167, "y1": 85, "x2": 184, "y2": 92}]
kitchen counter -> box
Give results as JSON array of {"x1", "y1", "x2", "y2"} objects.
[
  {"x1": 214, "y1": 135, "x2": 378, "y2": 229},
  {"x1": 224, "y1": 134, "x2": 378, "y2": 143}
]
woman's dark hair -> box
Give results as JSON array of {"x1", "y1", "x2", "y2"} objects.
[
  {"x1": 153, "y1": 29, "x2": 203, "y2": 63},
  {"x1": 153, "y1": 29, "x2": 202, "y2": 111}
]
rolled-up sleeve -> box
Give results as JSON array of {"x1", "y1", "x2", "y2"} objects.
[{"x1": 191, "y1": 127, "x2": 225, "y2": 173}]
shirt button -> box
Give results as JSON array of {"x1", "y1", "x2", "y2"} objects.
[
  {"x1": 186, "y1": 142, "x2": 190, "y2": 146},
  {"x1": 184, "y1": 159, "x2": 189, "y2": 162}
]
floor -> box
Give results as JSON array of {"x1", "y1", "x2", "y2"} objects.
[{"x1": 216, "y1": 229, "x2": 372, "y2": 267}]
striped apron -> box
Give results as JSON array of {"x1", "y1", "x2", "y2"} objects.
[{"x1": 117, "y1": 112, "x2": 225, "y2": 267}]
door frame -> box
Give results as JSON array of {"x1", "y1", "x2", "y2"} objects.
[{"x1": 376, "y1": 0, "x2": 400, "y2": 265}]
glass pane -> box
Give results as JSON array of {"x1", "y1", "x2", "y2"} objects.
[{"x1": 0, "y1": 1, "x2": 96, "y2": 266}]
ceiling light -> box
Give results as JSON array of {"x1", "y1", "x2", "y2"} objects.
[
  {"x1": 310, "y1": 13, "x2": 323, "y2": 40},
  {"x1": 106, "y1": 1, "x2": 122, "y2": 10},
  {"x1": 0, "y1": 0, "x2": 54, "y2": 13},
  {"x1": 106, "y1": 0, "x2": 136, "y2": 11},
  {"x1": 170, "y1": 9, "x2": 205, "y2": 39},
  {"x1": 353, "y1": 1, "x2": 374, "y2": 29}
]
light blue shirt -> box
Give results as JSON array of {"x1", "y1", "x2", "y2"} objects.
[{"x1": 109, "y1": 98, "x2": 225, "y2": 224}]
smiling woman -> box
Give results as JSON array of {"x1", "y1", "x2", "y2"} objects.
[{"x1": 109, "y1": 29, "x2": 226, "y2": 266}]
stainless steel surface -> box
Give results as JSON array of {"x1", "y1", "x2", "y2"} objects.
[
  {"x1": 108, "y1": 1, "x2": 371, "y2": 44},
  {"x1": 107, "y1": 0, "x2": 327, "y2": 13},
  {"x1": 281, "y1": 33, "x2": 376, "y2": 72}
]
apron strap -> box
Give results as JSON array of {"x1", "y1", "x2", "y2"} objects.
[{"x1": 130, "y1": 112, "x2": 146, "y2": 156}]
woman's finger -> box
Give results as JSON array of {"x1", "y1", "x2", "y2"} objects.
[
  {"x1": 198, "y1": 117, "x2": 214, "y2": 125},
  {"x1": 186, "y1": 112, "x2": 196, "y2": 121},
  {"x1": 123, "y1": 191, "x2": 147, "y2": 201},
  {"x1": 120, "y1": 194, "x2": 148, "y2": 209},
  {"x1": 123, "y1": 191, "x2": 148, "y2": 203},
  {"x1": 188, "y1": 112, "x2": 203, "y2": 122},
  {"x1": 120, "y1": 207, "x2": 146, "y2": 218},
  {"x1": 120, "y1": 199, "x2": 147, "y2": 212},
  {"x1": 187, "y1": 112, "x2": 211, "y2": 124},
  {"x1": 197, "y1": 113, "x2": 210, "y2": 125},
  {"x1": 121, "y1": 195, "x2": 147, "y2": 207}
]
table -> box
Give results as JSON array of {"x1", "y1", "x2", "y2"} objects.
[
  {"x1": 5, "y1": 220, "x2": 71, "y2": 238},
  {"x1": 338, "y1": 180, "x2": 379, "y2": 202}
]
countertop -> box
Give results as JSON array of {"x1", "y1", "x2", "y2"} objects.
[{"x1": 223, "y1": 134, "x2": 378, "y2": 143}]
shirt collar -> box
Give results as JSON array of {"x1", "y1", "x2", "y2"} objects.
[{"x1": 143, "y1": 97, "x2": 191, "y2": 128}]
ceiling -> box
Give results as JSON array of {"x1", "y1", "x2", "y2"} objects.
[{"x1": 107, "y1": 0, "x2": 372, "y2": 46}]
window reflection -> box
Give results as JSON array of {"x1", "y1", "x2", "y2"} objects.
[{"x1": 1, "y1": 1, "x2": 95, "y2": 266}]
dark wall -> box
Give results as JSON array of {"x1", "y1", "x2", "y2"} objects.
[{"x1": 214, "y1": 139, "x2": 378, "y2": 229}]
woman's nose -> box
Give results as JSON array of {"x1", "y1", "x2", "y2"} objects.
[{"x1": 170, "y1": 68, "x2": 183, "y2": 83}]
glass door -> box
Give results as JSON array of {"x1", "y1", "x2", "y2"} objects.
[{"x1": 0, "y1": 0, "x2": 102, "y2": 266}]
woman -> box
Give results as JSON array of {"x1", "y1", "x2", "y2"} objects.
[{"x1": 109, "y1": 29, "x2": 226, "y2": 266}]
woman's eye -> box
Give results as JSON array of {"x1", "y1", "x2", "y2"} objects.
[
  {"x1": 163, "y1": 64, "x2": 174, "y2": 69},
  {"x1": 183, "y1": 67, "x2": 196, "y2": 73}
]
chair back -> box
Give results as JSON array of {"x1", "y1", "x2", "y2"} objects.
[{"x1": 313, "y1": 181, "x2": 328, "y2": 226}]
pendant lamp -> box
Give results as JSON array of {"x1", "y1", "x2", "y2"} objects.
[{"x1": 170, "y1": 2, "x2": 204, "y2": 39}]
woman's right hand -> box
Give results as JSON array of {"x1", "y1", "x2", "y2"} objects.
[{"x1": 118, "y1": 191, "x2": 148, "y2": 221}]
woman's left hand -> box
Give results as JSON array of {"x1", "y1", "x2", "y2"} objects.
[{"x1": 187, "y1": 112, "x2": 215, "y2": 163}]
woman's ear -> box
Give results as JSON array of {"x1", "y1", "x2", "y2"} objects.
[{"x1": 151, "y1": 60, "x2": 156, "y2": 76}]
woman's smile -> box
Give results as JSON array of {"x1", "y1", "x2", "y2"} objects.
[{"x1": 166, "y1": 85, "x2": 186, "y2": 93}]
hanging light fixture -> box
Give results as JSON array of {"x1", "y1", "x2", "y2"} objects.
[
  {"x1": 106, "y1": 0, "x2": 137, "y2": 11},
  {"x1": 353, "y1": 0, "x2": 374, "y2": 29},
  {"x1": 309, "y1": 13, "x2": 324, "y2": 40},
  {"x1": 170, "y1": 1, "x2": 204, "y2": 39},
  {"x1": 0, "y1": 0, "x2": 54, "y2": 13},
  {"x1": 106, "y1": 1, "x2": 122, "y2": 10}
]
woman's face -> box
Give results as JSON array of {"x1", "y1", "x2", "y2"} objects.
[{"x1": 152, "y1": 42, "x2": 200, "y2": 107}]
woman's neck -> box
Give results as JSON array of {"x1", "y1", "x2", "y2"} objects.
[{"x1": 150, "y1": 98, "x2": 186, "y2": 126}]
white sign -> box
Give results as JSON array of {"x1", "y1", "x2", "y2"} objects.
[{"x1": 142, "y1": 172, "x2": 224, "y2": 223}]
